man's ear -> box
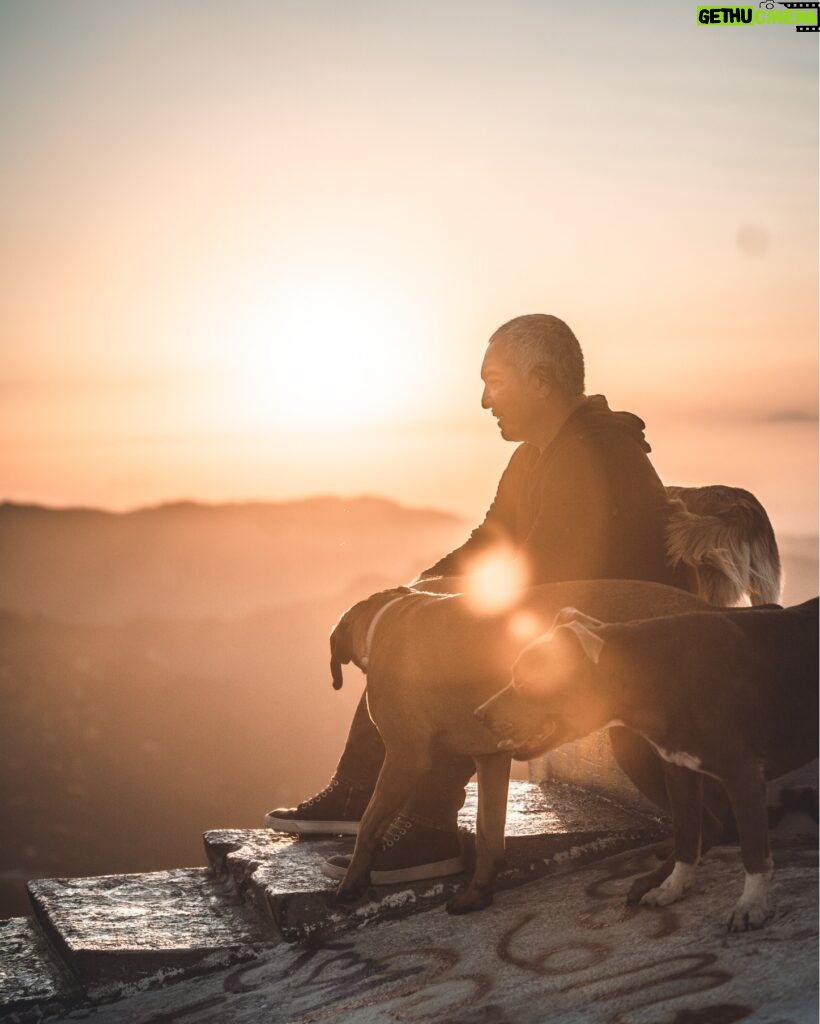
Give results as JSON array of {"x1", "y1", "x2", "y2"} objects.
[
  {"x1": 329, "y1": 617, "x2": 353, "y2": 690},
  {"x1": 554, "y1": 619, "x2": 604, "y2": 664},
  {"x1": 551, "y1": 607, "x2": 605, "y2": 632}
]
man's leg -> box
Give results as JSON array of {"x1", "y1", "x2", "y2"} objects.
[
  {"x1": 264, "y1": 693, "x2": 383, "y2": 834},
  {"x1": 334, "y1": 706, "x2": 475, "y2": 829},
  {"x1": 322, "y1": 749, "x2": 475, "y2": 885},
  {"x1": 267, "y1": 695, "x2": 477, "y2": 882},
  {"x1": 334, "y1": 693, "x2": 386, "y2": 793},
  {"x1": 401, "y1": 750, "x2": 475, "y2": 830}
]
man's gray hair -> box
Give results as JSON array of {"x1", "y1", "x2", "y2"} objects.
[{"x1": 489, "y1": 314, "x2": 585, "y2": 396}]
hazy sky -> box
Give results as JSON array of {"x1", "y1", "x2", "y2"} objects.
[{"x1": 1, "y1": 1, "x2": 817, "y2": 533}]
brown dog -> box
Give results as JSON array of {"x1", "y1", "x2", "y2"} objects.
[
  {"x1": 328, "y1": 579, "x2": 712, "y2": 912},
  {"x1": 477, "y1": 599, "x2": 818, "y2": 930}
]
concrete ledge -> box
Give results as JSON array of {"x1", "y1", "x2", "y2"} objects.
[
  {"x1": 5, "y1": 775, "x2": 815, "y2": 1021},
  {"x1": 85, "y1": 832, "x2": 820, "y2": 1024},
  {"x1": 204, "y1": 828, "x2": 668, "y2": 943},
  {"x1": 0, "y1": 917, "x2": 82, "y2": 1022},
  {"x1": 26, "y1": 868, "x2": 276, "y2": 996},
  {"x1": 206, "y1": 781, "x2": 667, "y2": 942}
]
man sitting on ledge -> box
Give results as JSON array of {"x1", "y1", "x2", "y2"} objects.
[{"x1": 265, "y1": 313, "x2": 685, "y2": 883}]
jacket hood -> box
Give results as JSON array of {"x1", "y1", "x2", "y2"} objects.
[{"x1": 562, "y1": 394, "x2": 652, "y2": 453}]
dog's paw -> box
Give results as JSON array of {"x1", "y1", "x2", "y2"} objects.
[
  {"x1": 446, "y1": 886, "x2": 493, "y2": 915},
  {"x1": 333, "y1": 881, "x2": 367, "y2": 904},
  {"x1": 727, "y1": 870, "x2": 773, "y2": 932},
  {"x1": 627, "y1": 872, "x2": 666, "y2": 906},
  {"x1": 640, "y1": 884, "x2": 683, "y2": 908},
  {"x1": 639, "y1": 862, "x2": 695, "y2": 908},
  {"x1": 727, "y1": 895, "x2": 772, "y2": 932}
]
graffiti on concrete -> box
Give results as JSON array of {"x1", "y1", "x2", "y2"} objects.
[{"x1": 117, "y1": 845, "x2": 799, "y2": 1024}]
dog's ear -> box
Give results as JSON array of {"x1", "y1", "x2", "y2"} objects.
[
  {"x1": 554, "y1": 619, "x2": 605, "y2": 665},
  {"x1": 329, "y1": 616, "x2": 353, "y2": 690},
  {"x1": 329, "y1": 586, "x2": 412, "y2": 689},
  {"x1": 551, "y1": 606, "x2": 605, "y2": 632}
]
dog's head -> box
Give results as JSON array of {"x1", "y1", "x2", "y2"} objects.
[
  {"x1": 475, "y1": 607, "x2": 609, "y2": 760},
  {"x1": 329, "y1": 586, "x2": 413, "y2": 690}
]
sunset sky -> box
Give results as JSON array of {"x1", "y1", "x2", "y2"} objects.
[{"x1": 1, "y1": 1, "x2": 817, "y2": 535}]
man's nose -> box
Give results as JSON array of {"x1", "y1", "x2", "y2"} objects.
[{"x1": 481, "y1": 385, "x2": 492, "y2": 409}]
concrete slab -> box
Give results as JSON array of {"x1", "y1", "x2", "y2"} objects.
[
  {"x1": 78, "y1": 832, "x2": 820, "y2": 1024},
  {"x1": 0, "y1": 916, "x2": 82, "y2": 1022},
  {"x1": 206, "y1": 781, "x2": 667, "y2": 942},
  {"x1": 26, "y1": 868, "x2": 277, "y2": 996},
  {"x1": 464, "y1": 778, "x2": 663, "y2": 835}
]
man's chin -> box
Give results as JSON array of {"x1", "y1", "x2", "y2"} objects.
[{"x1": 497, "y1": 421, "x2": 522, "y2": 442}]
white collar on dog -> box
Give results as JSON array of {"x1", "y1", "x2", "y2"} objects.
[{"x1": 361, "y1": 594, "x2": 411, "y2": 671}]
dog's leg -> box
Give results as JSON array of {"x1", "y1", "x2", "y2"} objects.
[
  {"x1": 335, "y1": 752, "x2": 429, "y2": 903},
  {"x1": 721, "y1": 760, "x2": 774, "y2": 932},
  {"x1": 609, "y1": 728, "x2": 671, "y2": 810},
  {"x1": 447, "y1": 752, "x2": 511, "y2": 915},
  {"x1": 638, "y1": 765, "x2": 702, "y2": 908},
  {"x1": 612, "y1": 730, "x2": 695, "y2": 904},
  {"x1": 615, "y1": 731, "x2": 734, "y2": 906},
  {"x1": 628, "y1": 799, "x2": 728, "y2": 907}
]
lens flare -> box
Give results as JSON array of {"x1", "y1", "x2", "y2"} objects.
[
  {"x1": 508, "y1": 610, "x2": 544, "y2": 642},
  {"x1": 463, "y1": 547, "x2": 528, "y2": 615},
  {"x1": 514, "y1": 630, "x2": 582, "y2": 698}
]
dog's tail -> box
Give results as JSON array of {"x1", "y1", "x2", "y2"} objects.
[{"x1": 665, "y1": 485, "x2": 782, "y2": 607}]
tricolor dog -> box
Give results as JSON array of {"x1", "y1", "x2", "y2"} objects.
[{"x1": 477, "y1": 598, "x2": 818, "y2": 930}]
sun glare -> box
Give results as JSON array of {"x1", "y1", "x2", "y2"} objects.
[
  {"x1": 195, "y1": 273, "x2": 429, "y2": 433},
  {"x1": 508, "y1": 610, "x2": 544, "y2": 642},
  {"x1": 463, "y1": 547, "x2": 529, "y2": 616}
]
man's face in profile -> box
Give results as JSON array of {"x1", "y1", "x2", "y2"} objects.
[{"x1": 480, "y1": 340, "x2": 549, "y2": 444}]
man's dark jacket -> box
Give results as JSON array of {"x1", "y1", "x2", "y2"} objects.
[{"x1": 421, "y1": 395, "x2": 680, "y2": 589}]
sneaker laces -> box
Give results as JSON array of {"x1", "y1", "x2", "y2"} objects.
[
  {"x1": 302, "y1": 778, "x2": 340, "y2": 808},
  {"x1": 381, "y1": 815, "x2": 413, "y2": 848}
]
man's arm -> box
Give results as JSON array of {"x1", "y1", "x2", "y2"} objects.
[
  {"x1": 408, "y1": 426, "x2": 673, "y2": 593},
  {"x1": 410, "y1": 440, "x2": 607, "y2": 587},
  {"x1": 413, "y1": 521, "x2": 510, "y2": 583},
  {"x1": 412, "y1": 445, "x2": 533, "y2": 582},
  {"x1": 406, "y1": 574, "x2": 466, "y2": 593},
  {"x1": 413, "y1": 440, "x2": 609, "y2": 588}
]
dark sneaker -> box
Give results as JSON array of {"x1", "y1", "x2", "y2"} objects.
[
  {"x1": 264, "y1": 777, "x2": 370, "y2": 835},
  {"x1": 321, "y1": 816, "x2": 465, "y2": 883}
]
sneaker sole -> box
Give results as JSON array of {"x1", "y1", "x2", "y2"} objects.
[
  {"x1": 320, "y1": 855, "x2": 465, "y2": 884},
  {"x1": 263, "y1": 814, "x2": 360, "y2": 835}
]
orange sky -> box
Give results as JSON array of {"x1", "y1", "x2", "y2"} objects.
[{"x1": 1, "y1": 2, "x2": 817, "y2": 535}]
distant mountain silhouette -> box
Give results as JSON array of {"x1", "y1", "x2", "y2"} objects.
[{"x1": 0, "y1": 497, "x2": 467, "y2": 623}]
